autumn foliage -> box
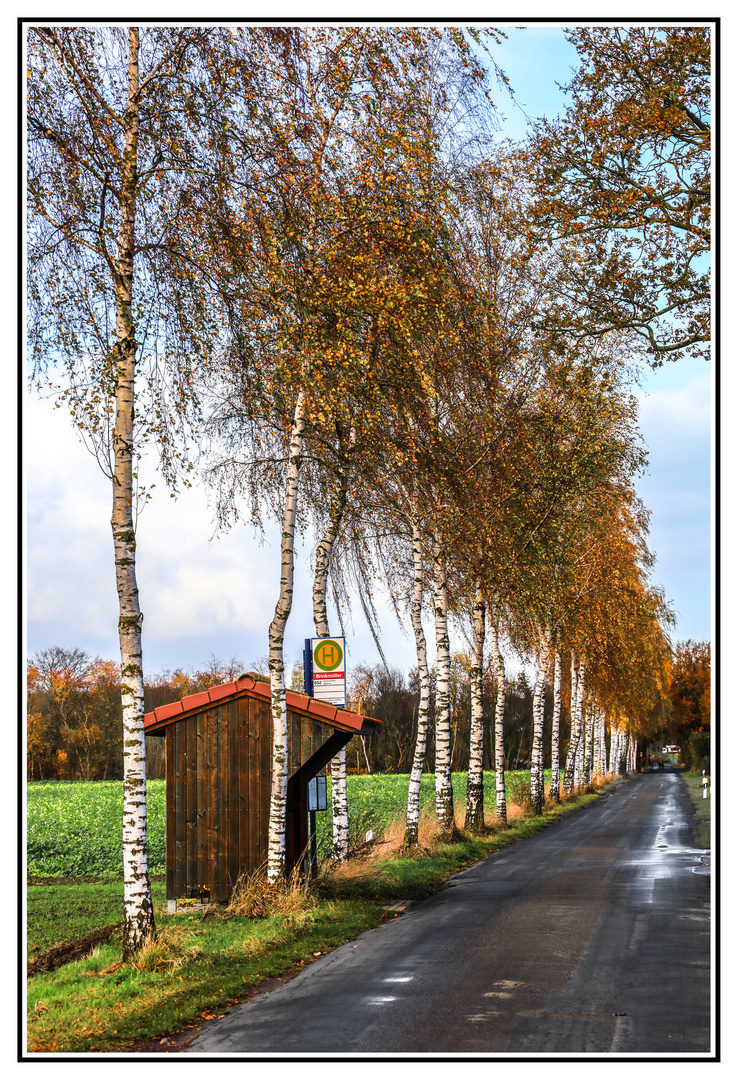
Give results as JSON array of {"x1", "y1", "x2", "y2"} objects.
[
  {"x1": 26, "y1": 25, "x2": 709, "y2": 875},
  {"x1": 26, "y1": 648, "x2": 246, "y2": 781}
]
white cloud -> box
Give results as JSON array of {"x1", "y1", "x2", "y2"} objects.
[
  {"x1": 23, "y1": 394, "x2": 422, "y2": 674},
  {"x1": 636, "y1": 376, "x2": 712, "y2": 447}
]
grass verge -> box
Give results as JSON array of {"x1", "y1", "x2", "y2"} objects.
[
  {"x1": 26, "y1": 776, "x2": 622, "y2": 1054},
  {"x1": 677, "y1": 768, "x2": 711, "y2": 849}
]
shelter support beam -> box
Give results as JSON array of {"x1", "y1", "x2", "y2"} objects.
[{"x1": 285, "y1": 731, "x2": 353, "y2": 875}]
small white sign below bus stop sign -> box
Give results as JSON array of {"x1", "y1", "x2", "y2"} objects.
[{"x1": 311, "y1": 637, "x2": 346, "y2": 707}]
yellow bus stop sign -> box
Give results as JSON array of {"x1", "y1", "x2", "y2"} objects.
[{"x1": 313, "y1": 639, "x2": 344, "y2": 672}]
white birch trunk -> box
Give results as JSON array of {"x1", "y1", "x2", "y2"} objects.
[
  {"x1": 597, "y1": 709, "x2": 607, "y2": 778},
  {"x1": 592, "y1": 707, "x2": 601, "y2": 779},
  {"x1": 610, "y1": 724, "x2": 627, "y2": 775},
  {"x1": 530, "y1": 628, "x2": 552, "y2": 816},
  {"x1": 579, "y1": 712, "x2": 587, "y2": 785},
  {"x1": 574, "y1": 691, "x2": 586, "y2": 789},
  {"x1": 465, "y1": 580, "x2": 486, "y2": 831},
  {"x1": 329, "y1": 744, "x2": 349, "y2": 860},
  {"x1": 404, "y1": 513, "x2": 431, "y2": 848},
  {"x1": 583, "y1": 702, "x2": 594, "y2": 785},
  {"x1": 432, "y1": 541, "x2": 454, "y2": 835},
  {"x1": 563, "y1": 654, "x2": 585, "y2": 795},
  {"x1": 114, "y1": 28, "x2": 154, "y2": 953},
  {"x1": 267, "y1": 390, "x2": 306, "y2": 881},
  {"x1": 549, "y1": 649, "x2": 562, "y2": 802},
  {"x1": 489, "y1": 614, "x2": 507, "y2": 824},
  {"x1": 614, "y1": 728, "x2": 624, "y2": 774},
  {"x1": 313, "y1": 472, "x2": 351, "y2": 863}
]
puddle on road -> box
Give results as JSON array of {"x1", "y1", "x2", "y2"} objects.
[
  {"x1": 651, "y1": 837, "x2": 710, "y2": 876},
  {"x1": 651, "y1": 798, "x2": 710, "y2": 876}
]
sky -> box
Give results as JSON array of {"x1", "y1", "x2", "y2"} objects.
[{"x1": 22, "y1": 17, "x2": 716, "y2": 684}]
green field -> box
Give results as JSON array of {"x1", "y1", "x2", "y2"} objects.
[
  {"x1": 27, "y1": 780, "x2": 167, "y2": 877},
  {"x1": 26, "y1": 772, "x2": 531, "y2": 878}
]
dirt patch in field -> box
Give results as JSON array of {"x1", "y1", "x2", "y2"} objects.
[{"x1": 27, "y1": 925, "x2": 119, "y2": 976}]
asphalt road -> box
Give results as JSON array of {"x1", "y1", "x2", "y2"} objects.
[{"x1": 185, "y1": 770, "x2": 712, "y2": 1056}]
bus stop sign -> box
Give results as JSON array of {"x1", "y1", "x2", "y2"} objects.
[{"x1": 310, "y1": 636, "x2": 346, "y2": 707}]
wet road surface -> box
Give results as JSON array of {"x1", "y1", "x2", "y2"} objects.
[{"x1": 185, "y1": 770, "x2": 712, "y2": 1056}]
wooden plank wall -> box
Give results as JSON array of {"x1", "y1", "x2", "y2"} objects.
[{"x1": 164, "y1": 696, "x2": 334, "y2": 903}]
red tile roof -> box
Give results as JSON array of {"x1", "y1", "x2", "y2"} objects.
[{"x1": 144, "y1": 673, "x2": 378, "y2": 736}]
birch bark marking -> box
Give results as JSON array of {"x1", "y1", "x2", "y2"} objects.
[
  {"x1": 113, "y1": 27, "x2": 154, "y2": 952},
  {"x1": 549, "y1": 649, "x2": 562, "y2": 802},
  {"x1": 489, "y1": 614, "x2": 507, "y2": 824},
  {"x1": 530, "y1": 629, "x2": 552, "y2": 816},
  {"x1": 432, "y1": 541, "x2": 454, "y2": 836},
  {"x1": 267, "y1": 389, "x2": 306, "y2": 881},
  {"x1": 465, "y1": 580, "x2": 486, "y2": 831},
  {"x1": 404, "y1": 512, "x2": 431, "y2": 848}
]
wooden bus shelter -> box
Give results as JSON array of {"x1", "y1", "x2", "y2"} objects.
[{"x1": 144, "y1": 673, "x2": 379, "y2": 906}]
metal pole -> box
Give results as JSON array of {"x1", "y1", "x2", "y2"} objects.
[
  {"x1": 309, "y1": 809, "x2": 318, "y2": 877},
  {"x1": 303, "y1": 638, "x2": 314, "y2": 696}
]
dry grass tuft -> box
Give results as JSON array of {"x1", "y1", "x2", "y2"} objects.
[
  {"x1": 228, "y1": 863, "x2": 316, "y2": 919},
  {"x1": 129, "y1": 926, "x2": 196, "y2": 973},
  {"x1": 321, "y1": 804, "x2": 448, "y2": 891}
]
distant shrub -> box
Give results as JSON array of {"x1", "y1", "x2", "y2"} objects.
[{"x1": 686, "y1": 730, "x2": 710, "y2": 773}]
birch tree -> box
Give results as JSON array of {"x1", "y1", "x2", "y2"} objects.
[
  {"x1": 529, "y1": 629, "x2": 552, "y2": 815},
  {"x1": 27, "y1": 24, "x2": 219, "y2": 951},
  {"x1": 308, "y1": 422, "x2": 360, "y2": 862},
  {"x1": 464, "y1": 581, "x2": 486, "y2": 831},
  {"x1": 431, "y1": 540, "x2": 454, "y2": 835},
  {"x1": 202, "y1": 27, "x2": 489, "y2": 878},
  {"x1": 404, "y1": 510, "x2": 433, "y2": 848},
  {"x1": 549, "y1": 648, "x2": 563, "y2": 801},
  {"x1": 564, "y1": 653, "x2": 586, "y2": 795},
  {"x1": 527, "y1": 25, "x2": 711, "y2": 362},
  {"x1": 488, "y1": 610, "x2": 509, "y2": 823}
]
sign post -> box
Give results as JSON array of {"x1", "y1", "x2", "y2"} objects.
[
  {"x1": 307, "y1": 775, "x2": 327, "y2": 878},
  {"x1": 303, "y1": 638, "x2": 314, "y2": 697}
]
